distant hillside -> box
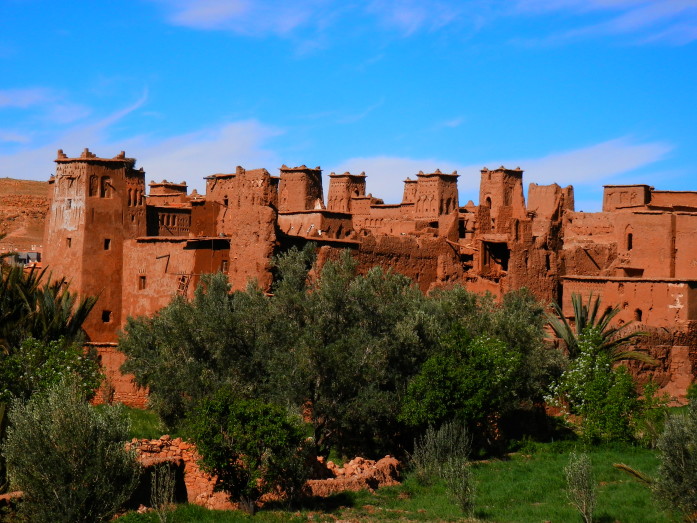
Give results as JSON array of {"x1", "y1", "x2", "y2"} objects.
[{"x1": 0, "y1": 177, "x2": 50, "y2": 253}]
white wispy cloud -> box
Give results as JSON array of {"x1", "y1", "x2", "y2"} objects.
[
  {"x1": 513, "y1": 0, "x2": 697, "y2": 44},
  {"x1": 0, "y1": 93, "x2": 281, "y2": 195},
  {"x1": 330, "y1": 155, "x2": 465, "y2": 204},
  {"x1": 0, "y1": 130, "x2": 31, "y2": 144},
  {"x1": 150, "y1": 0, "x2": 697, "y2": 45},
  {"x1": 337, "y1": 98, "x2": 385, "y2": 124},
  {"x1": 366, "y1": 0, "x2": 465, "y2": 35},
  {"x1": 152, "y1": 0, "x2": 333, "y2": 36},
  {"x1": 134, "y1": 121, "x2": 282, "y2": 189},
  {"x1": 0, "y1": 88, "x2": 54, "y2": 108},
  {"x1": 330, "y1": 136, "x2": 672, "y2": 206}
]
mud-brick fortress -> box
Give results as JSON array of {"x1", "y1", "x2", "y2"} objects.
[{"x1": 43, "y1": 148, "x2": 697, "y2": 405}]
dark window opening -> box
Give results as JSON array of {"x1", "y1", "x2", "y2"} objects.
[
  {"x1": 223, "y1": 196, "x2": 229, "y2": 207},
  {"x1": 623, "y1": 267, "x2": 644, "y2": 277},
  {"x1": 545, "y1": 253, "x2": 551, "y2": 271},
  {"x1": 101, "y1": 310, "x2": 112, "y2": 323},
  {"x1": 460, "y1": 253, "x2": 474, "y2": 268},
  {"x1": 103, "y1": 239, "x2": 111, "y2": 250},
  {"x1": 89, "y1": 175, "x2": 98, "y2": 197},
  {"x1": 66, "y1": 237, "x2": 72, "y2": 248},
  {"x1": 627, "y1": 232, "x2": 633, "y2": 251},
  {"x1": 483, "y1": 241, "x2": 510, "y2": 272},
  {"x1": 138, "y1": 275, "x2": 146, "y2": 290},
  {"x1": 100, "y1": 176, "x2": 112, "y2": 198},
  {"x1": 429, "y1": 221, "x2": 439, "y2": 228},
  {"x1": 634, "y1": 308, "x2": 643, "y2": 322}
]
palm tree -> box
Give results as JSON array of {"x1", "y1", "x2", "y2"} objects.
[
  {"x1": 547, "y1": 293, "x2": 656, "y2": 365},
  {"x1": 0, "y1": 265, "x2": 96, "y2": 350}
]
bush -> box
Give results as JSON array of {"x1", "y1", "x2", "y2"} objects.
[
  {"x1": 565, "y1": 451, "x2": 595, "y2": 523},
  {"x1": 442, "y1": 455, "x2": 475, "y2": 516},
  {"x1": 0, "y1": 337, "x2": 102, "y2": 403},
  {"x1": 400, "y1": 329, "x2": 522, "y2": 449},
  {"x1": 410, "y1": 420, "x2": 471, "y2": 484},
  {"x1": 2, "y1": 377, "x2": 139, "y2": 522},
  {"x1": 653, "y1": 399, "x2": 697, "y2": 519},
  {"x1": 185, "y1": 389, "x2": 311, "y2": 514},
  {"x1": 547, "y1": 327, "x2": 639, "y2": 443},
  {"x1": 410, "y1": 420, "x2": 475, "y2": 514}
]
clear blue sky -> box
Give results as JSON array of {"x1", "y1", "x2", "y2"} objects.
[{"x1": 1, "y1": 0, "x2": 696, "y2": 210}]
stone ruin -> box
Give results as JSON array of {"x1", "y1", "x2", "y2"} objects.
[
  {"x1": 40, "y1": 149, "x2": 697, "y2": 404},
  {"x1": 129, "y1": 435, "x2": 401, "y2": 511}
]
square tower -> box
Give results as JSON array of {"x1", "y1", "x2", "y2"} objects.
[{"x1": 43, "y1": 148, "x2": 146, "y2": 342}]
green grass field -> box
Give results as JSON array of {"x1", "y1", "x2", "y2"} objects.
[{"x1": 119, "y1": 439, "x2": 677, "y2": 522}]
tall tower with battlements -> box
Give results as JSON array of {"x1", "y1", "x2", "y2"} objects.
[{"x1": 43, "y1": 148, "x2": 146, "y2": 342}]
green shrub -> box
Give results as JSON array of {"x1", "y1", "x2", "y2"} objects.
[
  {"x1": 185, "y1": 389, "x2": 311, "y2": 514},
  {"x1": 410, "y1": 420, "x2": 475, "y2": 514},
  {"x1": 410, "y1": 420, "x2": 471, "y2": 484},
  {"x1": 442, "y1": 455, "x2": 475, "y2": 516},
  {"x1": 653, "y1": 399, "x2": 697, "y2": 519},
  {"x1": 0, "y1": 336, "x2": 102, "y2": 403},
  {"x1": 400, "y1": 329, "x2": 520, "y2": 432},
  {"x1": 565, "y1": 451, "x2": 595, "y2": 523},
  {"x1": 150, "y1": 463, "x2": 176, "y2": 523},
  {"x1": 2, "y1": 377, "x2": 139, "y2": 522},
  {"x1": 548, "y1": 327, "x2": 640, "y2": 443}
]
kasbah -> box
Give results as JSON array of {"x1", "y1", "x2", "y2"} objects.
[{"x1": 34, "y1": 147, "x2": 697, "y2": 405}]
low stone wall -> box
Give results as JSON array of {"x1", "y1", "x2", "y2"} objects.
[
  {"x1": 130, "y1": 436, "x2": 401, "y2": 510},
  {"x1": 129, "y1": 435, "x2": 235, "y2": 510}
]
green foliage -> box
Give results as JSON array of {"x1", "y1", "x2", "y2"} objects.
[
  {"x1": 653, "y1": 399, "x2": 697, "y2": 520},
  {"x1": 635, "y1": 379, "x2": 671, "y2": 449},
  {"x1": 408, "y1": 420, "x2": 474, "y2": 515},
  {"x1": 0, "y1": 336, "x2": 101, "y2": 403},
  {"x1": 150, "y1": 463, "x2": 176, "y2": 523},
  {"x1": 400, "y1": 329, "x2": 521, "y2": 430},
  {"x1": 0, "y1": 265, "x2": 96, "y2": 350},
  {"x1": 441, "y1": 456, "x2": 475, "y2": 516},
  {"x1": 120, "y1": 246, "x2": 558, "y2": 457},
  {"x1": 687, "y1": 382, "x2": 697, "y2": 402},
  {"x1": 548, "y1": 327, "x2": 640, "y2": 443},
  {"x1": 120, "y1": 273, "x2": 267, "y2": 428},
  {"x1": 185, "y1": 389, "x2": 311, "y2": 513},
  {"x1": 565, "y1": 451, "x2": 596, "y2": 523},
  {"x1": 410, "y1": 420, "x2": 471, "y2": 484},
  {"x1": 547, "y1": 292, "x2": 654, "y2": 364},
  {"x1": 1, "y1": 377, "x2": 140, "y2": 522}
]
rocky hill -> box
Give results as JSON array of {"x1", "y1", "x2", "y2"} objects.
[{"x1": 0, "y1": 177, "x2": 50, "y2": 253}]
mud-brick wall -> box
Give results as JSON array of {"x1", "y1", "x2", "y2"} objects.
[
  {"x1": 130, "y1": 436, "x2": 234, "y2": 510},
  {"x1": 91, "y1": 343, "x2": 147, "y2": 408},
  {"x1": 356, "y1": 234, "x2": 463, "y2": 292}
]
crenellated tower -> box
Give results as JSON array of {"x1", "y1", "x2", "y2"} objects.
[
  {"x1": 43, "y1": 148, "x2": 146, "y2": 342},
  {"x1": 413, "y1": 169, "x2": 459, "y2": 221},
  {"x1": 327, "y1": 171, "x2": 366, "y2": 213},
  {"x1": 278, "y1": 165, "x2": 324, "y2": 212}
]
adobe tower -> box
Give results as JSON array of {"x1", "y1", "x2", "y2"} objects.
[{"x1": 43, "y1": 148, "x2": 146, "y2": 342}]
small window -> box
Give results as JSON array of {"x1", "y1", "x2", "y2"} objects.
[
  {"x1": 66, "y1": 199, "x2": 72, "y2": 209},
  {"x1": 66, "y1": 237, "x2": 72, "y2": 248},
  {"x1": 103, "y1": 239, "x2": 111, "y2": 250},
  {"x1": 634, "y1": 308, "x2": 643, "y2": 322},
  {"x1": 101, "y1": 310, "x2": 112, "y2": 323},
  {"x1": 138, "y1": 275, "x2": 146, "y2": 290},
  {"x1": 627, "y1": 232, "x2": 633, "y2": 251}
]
